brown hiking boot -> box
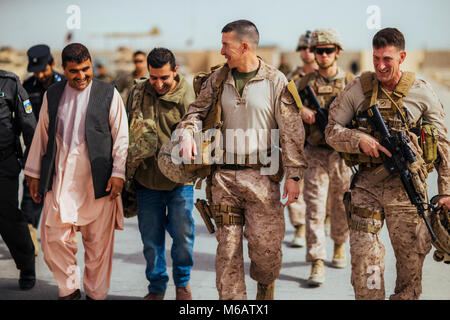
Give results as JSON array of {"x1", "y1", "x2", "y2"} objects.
[
  {"x1": 176, "y1": 284, "x2": 192, "y2": 300},
  {"x1": 144, "y1": 292, "x2": 165, "y2": 300},
  {"x1": 28, "y1": 224, "x2": 39, "y2": 256},
  {"x1": 290, "y1": 224, "x2": 306, "y2": 248},
  {"x1": 307, "y1": 259, "x2": 325, "y2": 287},
  {"x1": 256, "y1": 282, "x2": 274, "y2": 300},
  {"x1": 331, "y1": 242, "x2": 347, "y2": 268}
]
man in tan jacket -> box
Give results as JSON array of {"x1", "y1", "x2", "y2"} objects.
[{"x1": 126, "y1": 48, "x2": 196, "y2": 300}]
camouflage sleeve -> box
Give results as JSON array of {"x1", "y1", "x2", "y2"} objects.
[
  {"x1": 180, "y1": 82, "x2": 196, "y2": 117},
  {"x1": 275, "y1": 77, "x2": 307, "y2": 180},
  {"x1": 176, "y1": 71, "x2": 217, "y2": 138},
  {"x1": 325, "y1": 77, "x2": 367, "y2": 154},
  {"x1": 420, "y1": 81, "x2": 450, "y2": 195}
]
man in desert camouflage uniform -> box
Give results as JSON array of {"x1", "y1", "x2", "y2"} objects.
[
  {"x1": 176, "y1": 20, "x2": 307, "y2": 300},
  {"x1": 287, "y1": 31, "x2": 318, "y2": 81},
  {"x1": 325, "y1": 27, "x2": 450, "y2": 299},
  {"x1": 296, "y1": 28, "x2": 354, "y2": 286},
  {"x1": 286, "y1": 31, "x2": 319, "y2": 248}
]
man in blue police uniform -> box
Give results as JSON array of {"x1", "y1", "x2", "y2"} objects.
[
  {"x1": 0, "y1": 69, "x2": 37, "y2": 290},
  {"x1": 22, "y1": 45, "x2": 65, "y2": 254}
]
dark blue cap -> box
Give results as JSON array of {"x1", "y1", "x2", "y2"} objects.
[{"x1": 27, "y1": 44, "x2": 52, "y2": 73}]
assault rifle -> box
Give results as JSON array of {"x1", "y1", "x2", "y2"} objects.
[
  {"x1": 299, "y1": 85, "x2": 329, "y2": 134},
  {"x1": 364, "y1": 104, "x2": 437, "y2": 241}
]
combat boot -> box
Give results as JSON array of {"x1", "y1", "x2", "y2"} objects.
[
  {"x1": 28, "y1": 224, "x2": 39, "y2": 256},
  {"x1": 256, "y1": 282, "x2": 274, "y2": 300},
  {"x1": 324, "y1": 215, "x2": 331, "y2": 236},
  {"x1": 331, "y1": 242, "x2": 347, "y2": 268},
  {"x1": 290, "y1": 224, "x2": 306, "y2": 248},
  {"x1": 307, "y1": 259, "x2": 325, "y2": 287}
]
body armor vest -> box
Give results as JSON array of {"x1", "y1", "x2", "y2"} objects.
[
  {"x1": 297, "y1": 70, "x2": 354, "y2": 147},
  {"x1": 342, "y1": 71, "x2": 425, "y2": 168}
]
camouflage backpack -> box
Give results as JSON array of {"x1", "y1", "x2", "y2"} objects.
[
  {"x1": 428, "y1": 196, "x2": 450, "y2": 264},
  {"x1": 123, "y1": 79, "x2": 158, "y2": 218}
]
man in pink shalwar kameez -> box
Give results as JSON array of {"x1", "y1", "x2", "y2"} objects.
[{"x1": 24, "y1": 43, "x2": 128, "y2": 300}]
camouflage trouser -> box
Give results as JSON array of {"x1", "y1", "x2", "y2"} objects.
[
  {"x1": 287, "y1": 180, "x2": 332, "y2": 228},
  {"x1": 349, "y1": 169, "x2": 431, "y2": 300},
  {"x1": 303, "y1": 145, "x2": 351, "y2": 262},
  {"x1": 287, "y1": 180, "x2": 305, "y2": 226},
  {"x1": 211, "y1": 168, "x2": 284, "y2": 300}
]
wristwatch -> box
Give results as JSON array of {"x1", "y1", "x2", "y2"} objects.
[{"x1": 291, "y1": 177, "x2": 300, "y2": 182}]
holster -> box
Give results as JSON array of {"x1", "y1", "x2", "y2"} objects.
[
  {"x1": 343, "y1": 191, "x2": 385, "y2": 235},
  {"x1": 343, "y1": 191, "x2": 352, "y2": 228},
  {"x1": 195, "y1": 199, "x2": 216, "y2": 234}
]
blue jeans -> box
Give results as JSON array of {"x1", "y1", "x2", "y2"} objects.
[{"x1": 136, "y1": 184, "x2": 195, "y2": 295}]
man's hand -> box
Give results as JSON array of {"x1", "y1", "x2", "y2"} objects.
[
  {"x1": 26, "y1": 175, "x2": 41, "y2": 204},
  {"x1": 179, "y1": 136, "x2": 197, "y2": 163},
  {"x1": 359, "y1": 134, "x2": 392, "y2": 158},
  {"x1": 437, "y1": 195, "x2": 450, "y2": 213},
  {"x1": 282, "y1": 178, "x2": 300, "y2": 207},
  {"x1": 301, "y1": 107, "x2": 316, "y2": 125},
  {"x1": 106, "y1": 177, "x2": 124, "y2": 200}
]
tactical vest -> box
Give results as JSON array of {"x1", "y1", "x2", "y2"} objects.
[
  {"x1": 125, "y1": 79, "x2": 158, "y2": 182},
  {"x1": 341, "y1": 71, "x2": 437, "y2": 170},
  {"x1": 297, "y1": 70, "x2": 354, "y2": 147},
  {"x1": 189, "y1": 64, "x2": 302, "y2": 200},
  {"x1": 121, "y1": 79, "x2": 158, "y2": 218},
  {"x1": 186, "y1": 64, "x2": 229, "y2": 182},
  {"x1": 39, "y1": 79, "x2": 115, "y2": 199}
]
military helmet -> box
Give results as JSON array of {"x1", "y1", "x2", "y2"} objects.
[
  {"x1": 158, "y1": 139, "x2": 198, "y2": 184},
  {"x1": 428, "y1": 197, "x2": 450, "y2": 264},
  {"x1": 311, "y1": 28, "x2": 344, "y2": 50},
  {"x1": 296, "y1": 30, "x2": 313, "y2": 51}
]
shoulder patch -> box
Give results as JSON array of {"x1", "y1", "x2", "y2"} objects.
[{"x1": 23, "y1": 99, "x2": 33, "y2": 114}]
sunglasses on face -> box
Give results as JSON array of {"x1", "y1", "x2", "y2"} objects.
[
  {"x1": 315, "y1": 47, "x2": 337, "y2": 55},
  {"x1": 298, "y1": 46, "x2": 309, "y2": 51},
  {"x1": 133, "y1": 59, "x2": 145, "y2": 63}
]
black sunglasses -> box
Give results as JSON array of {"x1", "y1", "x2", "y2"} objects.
[
  {"x1": 315, "y1": 47, "x2": 337, "y2": 55},
  {"x1": 298, "y1": 46, "x2": 309, "y2": 51},
  {"x1": 133, "y1": 59, "x2": 145, "y2": 63}
]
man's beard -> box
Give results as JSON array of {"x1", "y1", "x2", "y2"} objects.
[
  {"x1": 37, "y1": 75, "x2": 52, "y2": 84},
  {"x1": 317, "y1": 56, "x2": 336, "y2": 69}
]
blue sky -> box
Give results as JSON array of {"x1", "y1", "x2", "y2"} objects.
[{"x1": 2, "y1": 0, "x2": 449, "y2": 51}]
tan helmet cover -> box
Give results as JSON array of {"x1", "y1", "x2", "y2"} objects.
[
  {"x1": 158, "y1": 139, "x2": 198, "y2": 184},
  {"x1": 311, "y1": 28, "x2": 344, "y2": 50},
  {"x1": 296, "y1": 30, "x2": 313, "y2": 51},
  {"x1": 428, "y1": 204, "x2": 450, "y2": 264}
]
